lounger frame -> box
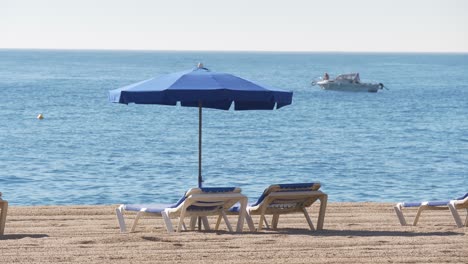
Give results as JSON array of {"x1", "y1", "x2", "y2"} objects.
[
  {"x1": 163, "y1": 192, "x2": 248, "y2": 233},
  {"x1": 247, "y1": 190, "x2": 327, "y2": 231},
  {"x1": 228, "y1": 183, "x2": 328, "y2": 231},
  {"x1": 116, "y1": 187, "x2": 249, "y2": 233},
  {"x1": 394, "y1": 195, "x2": 468, "y2": 228}
]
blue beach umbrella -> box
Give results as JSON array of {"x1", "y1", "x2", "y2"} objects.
[{"x1": 109, "y1": 63, "x2": 293, "y2": 188}]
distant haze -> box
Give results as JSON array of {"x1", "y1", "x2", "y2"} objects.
[{"x1": 1, "y1": 0, "x2": 467, "y2": 52}]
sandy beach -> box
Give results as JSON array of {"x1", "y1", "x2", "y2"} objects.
[{"x1": 0, "y1": 202, "x2": 466, "y2": 263}]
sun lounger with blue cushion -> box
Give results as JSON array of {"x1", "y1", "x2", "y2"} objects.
[
  {"x1": 229, "y1": 183, "x2": 328, "y2": 231},
  {"x1": 116, "y1": 187, "x2": 248, "y2": 233},
  {"x1": 394, "y1": 193, "x2": 468, "y2": 228}
]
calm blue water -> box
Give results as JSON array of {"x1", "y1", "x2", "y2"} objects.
[{"x1": 0, "y1": 50, "x2": 467, "y2": 205}]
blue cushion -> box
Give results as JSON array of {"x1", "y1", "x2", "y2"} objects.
[
  {"x1": 186, "y1": 205, "x2": 221, "y2": 211},
  {"x1": 456, "y1": 193, "x2": 468, "y2": 200},
  {"x1": 277, "y1": 183, "x2": 317, "y2": 189},
  {"x1": 228, "y1": 205, "x2": 241, "y2": 213},
  {"x1": 402, "y1": 201, "x2": 450, "y2": 207},
  {"x1": 401, "y1": 202, "x2": 423, "y2": 207},
  {"x1": 200, "y1": 187, "x2": 236, "y2": 193},
  {"x1": 124, "y1": 203, "x2": 176, "y2": 214},
  {"x1": 426, "y1": 201, "x2": 450, "y2": 206}
]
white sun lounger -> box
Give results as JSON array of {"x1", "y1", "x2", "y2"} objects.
[
  {"x1": 229, "y1": 183, "x2": 328, "y2": 231},
  {"x1": 394, "y1": 193, "x2": 468, "y2": 228},
  {"x1": 116, "y1": 187, "x2": 248, "y2": 233}
]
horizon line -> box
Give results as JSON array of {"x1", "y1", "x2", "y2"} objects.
[{"x1": 1, "y1": 47, "x2": 468, "y2": 55}]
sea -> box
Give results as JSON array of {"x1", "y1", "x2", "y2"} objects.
[{"x1": 0, "y1": 49, "x2": 467, "y2": 206}]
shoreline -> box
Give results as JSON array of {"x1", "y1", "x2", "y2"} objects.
[{"x1": 1, "y1": 202, "x2": 466, "y2": 263}]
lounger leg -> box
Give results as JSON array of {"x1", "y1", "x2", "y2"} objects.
[
  {"x1": 0, "y1": 201, "x2": 8, "y2": 236},
  {"x1": 115, "y1": 206, "x2": 127, "y2": 233},
  {"x1": 448, "y1": 203, "x2": 463, "y2": 228},
  {"x1": 263, "y1": 217, "x2": 270, "y2": 229},
  {"x1": 130, "y1": 211, "x2": 144, "y2": 232},
  {"x1": 236, "y1": 198, "x2": 247, "y2": 233},
  {"x1": 394, "y1": 203, "x2": 407, "y2": 226},
  {"x1": 413, "y1": 205, "x2": 427, "y2": 226},
  {"x1": 190, "y1": 216, "x2": 197, "y2": 230},
  {"x1": 245, "y1": 210, "x2": 256, "y2": 232},
  {"x1": 258, "y1": 214, "x2": 265, "y2": 231},
  {"x1": 222, "y1": 211, "x2": 233, "y2": 232},
  {"x1": 302, "y1": 207, "x2": 315, "y2": 231},
  {"x1": 215, "y1": 215, "x2": 222, "y2": 230},
  {"x1": 161, "y1": 210, "x2": 174, "y2": 233},
  {"x1": 201, "y1": 216, "x2": 210, "y2": 230},
  {"x1": 465, "y1": 209, "x2": 468, "y2": 227},
  {"x1": 317, "y1": 194, "x2": 328, "y2": 230},
  {"x1": 176, "y1": 208, "x2": 187, "y2": 232},
  {"x1": 272, "y1": 214, "x2": 279, "y2": 229},
  {"x1": 258, "y1": 206, "x2": 269, "y2": 231},
  {"x1": 172, "y1": 217, "x2": 187, "y2": 231}
]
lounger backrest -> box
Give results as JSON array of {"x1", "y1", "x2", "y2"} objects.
[
  {"x1": 186, "y1": 187, "x2": 240, "y2": 196},
  {"x1": 170, "y1": 187, "x2": 240, "y2": 209},
  {"x1": 252, "y1": 183, "x2": 321, "y2": 207},
  {"x1": 183, "y1": 187, "x2": 242, "y2": 211},
  {"x1": 454, "y1": 193, "x2": 468, "y2": 207}
]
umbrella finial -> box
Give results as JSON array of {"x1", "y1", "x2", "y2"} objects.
[{"x1": 196, "y1": 63, "x2": 208, "y2": 71}]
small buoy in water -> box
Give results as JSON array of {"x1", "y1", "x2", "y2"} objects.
[{"x1": 37, "y1": 113, "x2": 44, "y2": 120}]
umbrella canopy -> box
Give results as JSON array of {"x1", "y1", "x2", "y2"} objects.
[
  {"x1": 109, "y1": 64, "x2": 292, "y2": 110},
  {"x1": 109, "y1": 63, "x2": 293, "y2": 187}
]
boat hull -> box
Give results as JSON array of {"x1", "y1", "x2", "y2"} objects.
[{"x1": 317, "y1": 82, "x2": 382, "y2": 92}]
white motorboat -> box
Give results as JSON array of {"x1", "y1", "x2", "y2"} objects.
[{"x1": 312, "y1": 73, "x2": 385, "y2": 93}]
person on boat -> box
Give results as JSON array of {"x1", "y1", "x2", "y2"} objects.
[{"x1": 323, "y1": 72, "x2": 329, "y2": 80}]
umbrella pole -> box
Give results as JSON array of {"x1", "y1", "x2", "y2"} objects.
[
  {"x1": 198, "y1": 102, "x2": 202, "y2": 231},
  {"x1": 198, "y1": 102, "x2": 202, "y2": 188}
]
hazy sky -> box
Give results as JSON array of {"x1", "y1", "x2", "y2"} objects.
[{"x1": 1, "y1": 0, "x2": 467, "y2": 52}]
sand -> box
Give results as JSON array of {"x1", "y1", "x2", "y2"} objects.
[{"x1": 0, "y1": 202, "x2": 466, "y2": 263}]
